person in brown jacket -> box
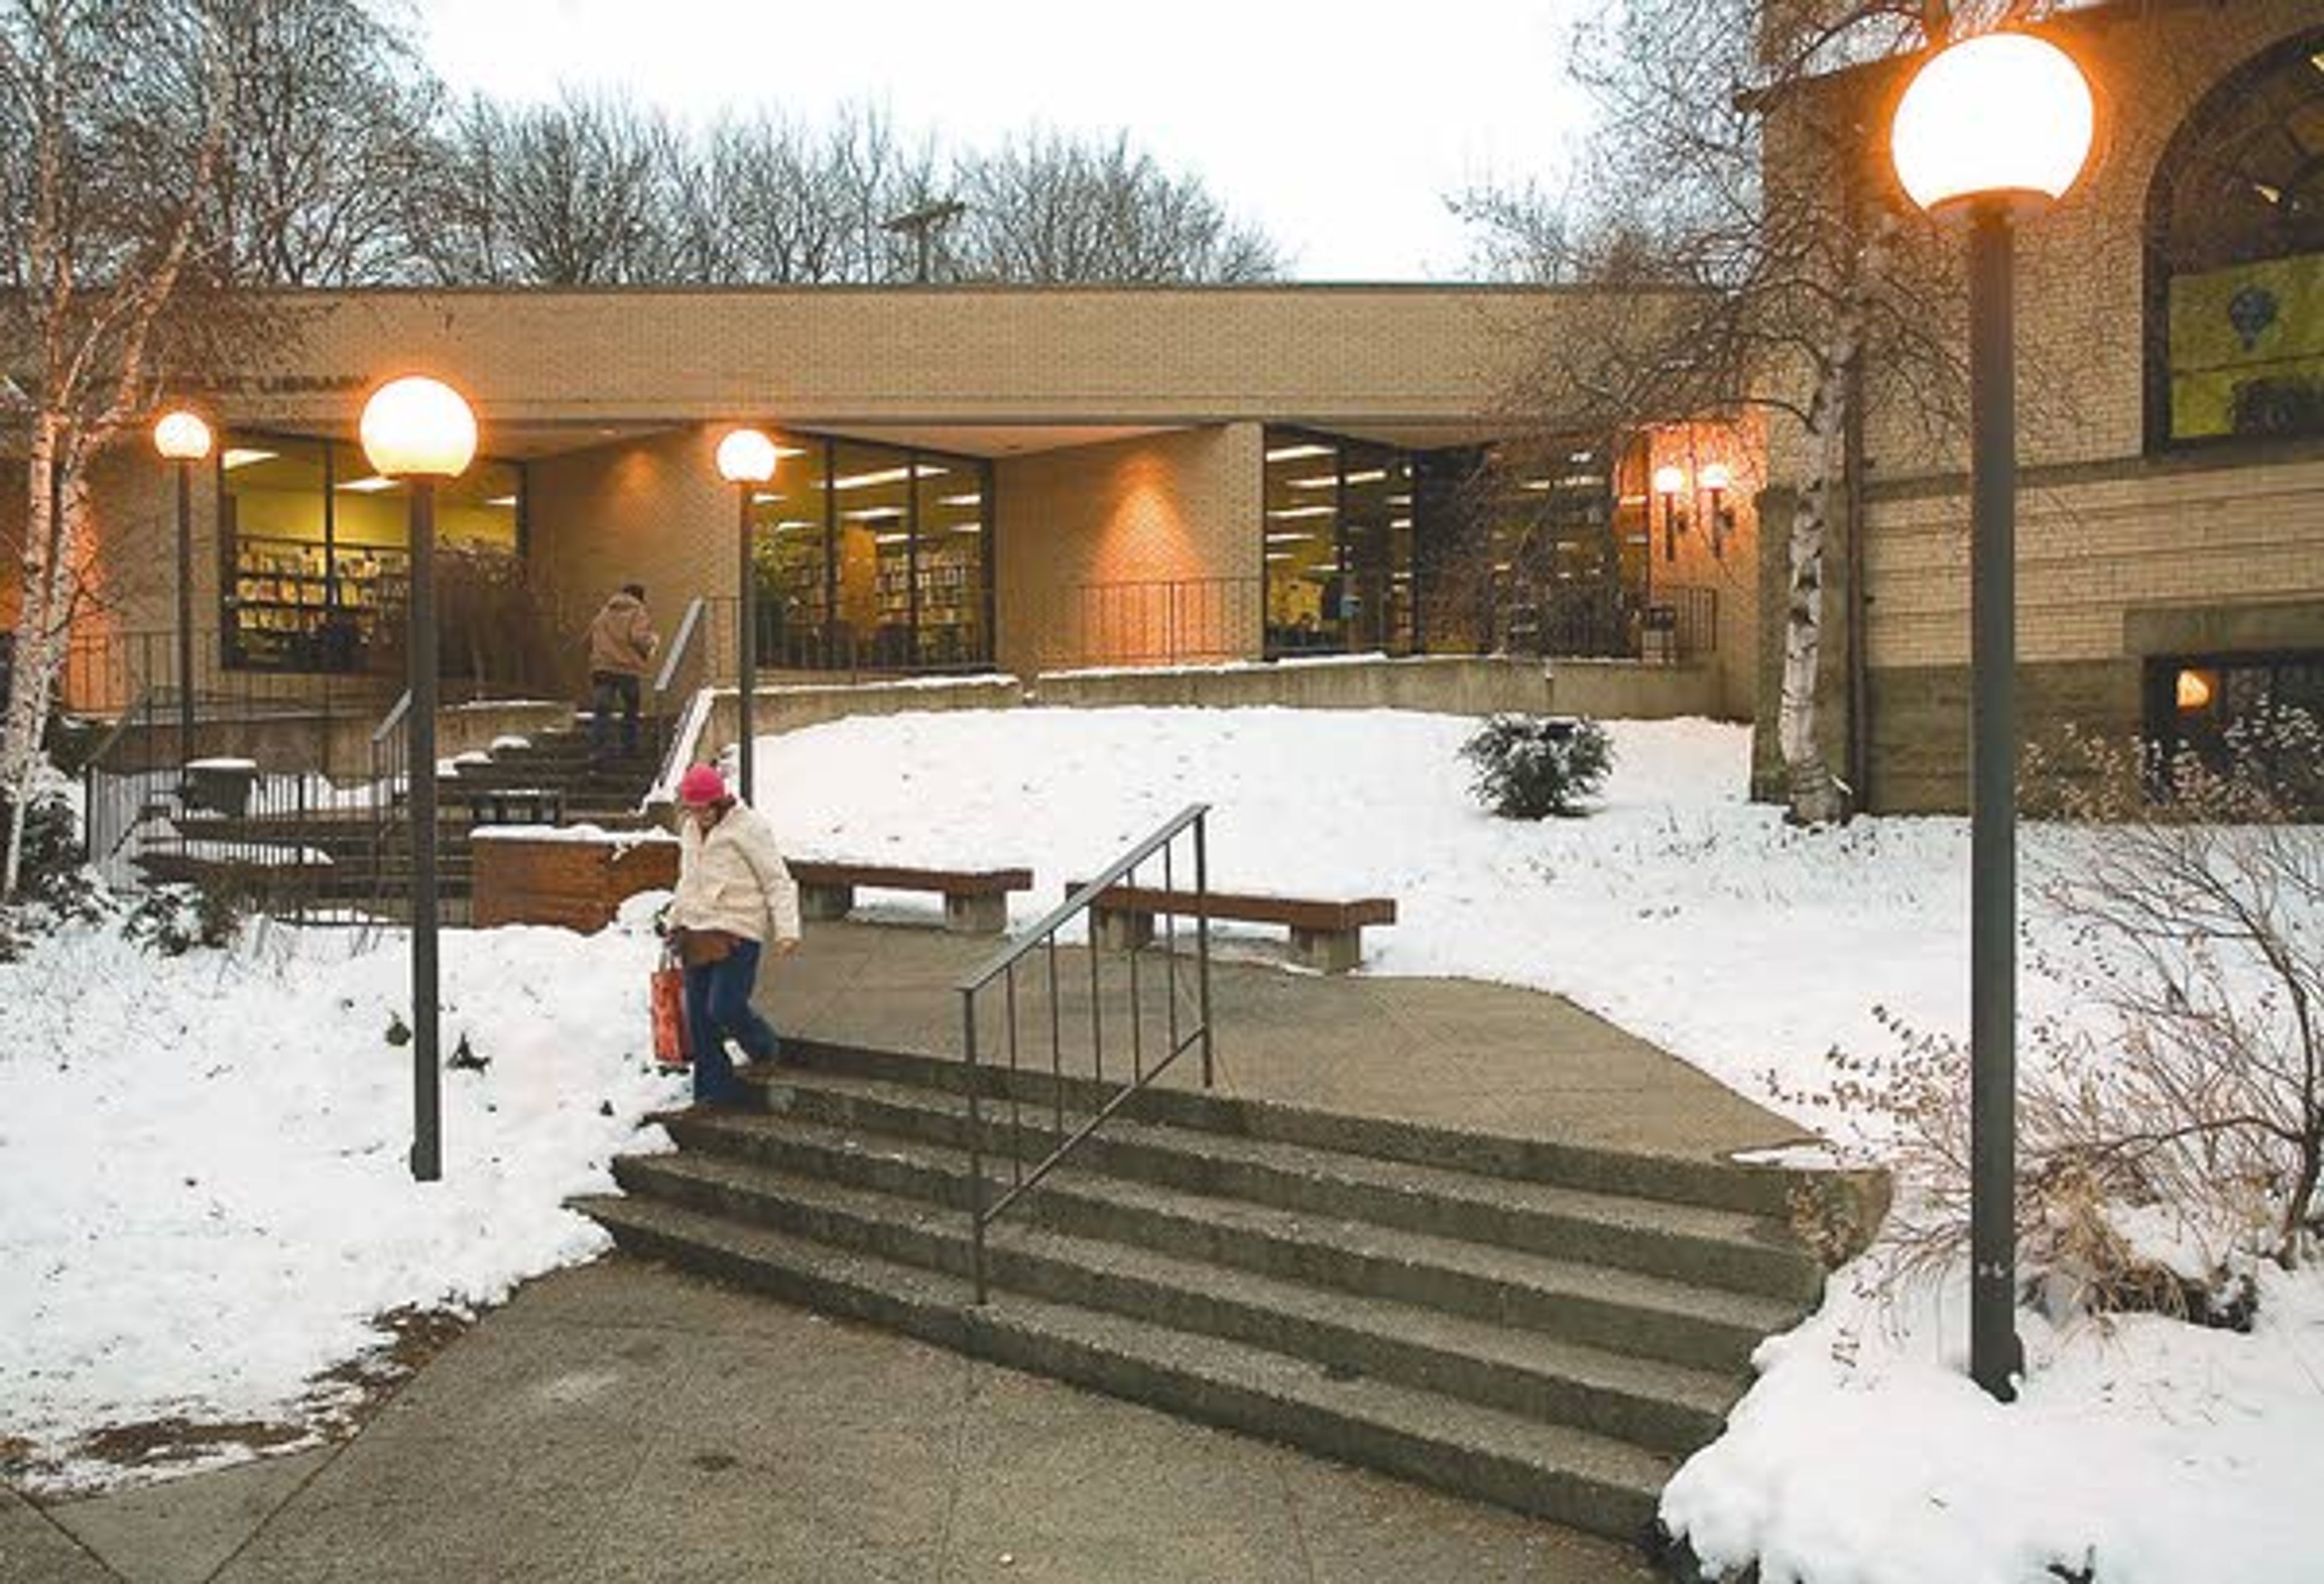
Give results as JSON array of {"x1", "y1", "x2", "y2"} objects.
[{"x1": 586, "y1": 583, "x2": 658, "y2": 764}]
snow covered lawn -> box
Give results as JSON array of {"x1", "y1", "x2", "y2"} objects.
[{"x1": 0, "y1": 903, "x2": 683, "y2": 1493}]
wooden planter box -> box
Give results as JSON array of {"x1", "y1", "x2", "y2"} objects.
[{"x1": 471, "y1": 830, "x2": 680, "y2": 933}]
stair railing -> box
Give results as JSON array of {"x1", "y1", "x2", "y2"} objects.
[
  {"x1": 367, "y1": 689, "x2": 413, "y2": 923},
  {"x1": 640, "y1": 597, "x2": 709, "y2": 817},
  {"x1": 957, "y1": 803, "x2": 1215, "y2": 1303}
]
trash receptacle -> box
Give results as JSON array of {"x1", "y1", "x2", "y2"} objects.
[{"x1": 184, "y1": 758, "x2": 258, "y2": 819}]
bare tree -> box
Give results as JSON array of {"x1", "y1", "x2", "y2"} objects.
[
  {"x1": 951, "y1": 130, "x2": 1283, "y2": 284},
  {"x1": 1458, "y1": 0, "x2": 2068, "y2": 823},
  {"x1": 417, "y1": 90, "x2": 681, "y2": 286},
  {"x1": 208, "y1": 0, "x2": 438, "y2": 285},
  {"x1": 0, "y1": 0, "x2": 236, "y2": 897}
]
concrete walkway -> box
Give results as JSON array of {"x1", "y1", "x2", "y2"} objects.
[
  {"x1": 774, "y1": 917, "x2": 1808, "y2": 1160},
  {"x1": 10, "y1": 917, "x2": 1809, "y2": 1582},
  {"x1": 20, "y1": 1262, "x2": 1659, "y2": 1583}
]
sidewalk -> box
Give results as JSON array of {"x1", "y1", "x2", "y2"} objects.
[{"x1": 21, "y1": 1260, "x2": 1659, "y2": 1583}]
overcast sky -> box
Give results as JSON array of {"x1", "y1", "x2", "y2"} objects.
[{"x1": 402, "y1": 0, "x2": 1597, "y2": 281}]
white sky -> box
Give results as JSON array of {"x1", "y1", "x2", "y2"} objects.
[{"x1": 401, "y1": 0, "x2": 1598, "y2": 281}]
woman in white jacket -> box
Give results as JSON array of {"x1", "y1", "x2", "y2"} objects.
[{"x1": 668, "y1": 764, "x2": 801, "y2": 1105}]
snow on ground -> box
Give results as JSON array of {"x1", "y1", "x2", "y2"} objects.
[
  {"x1": 0, "y1": 897, "x2": 683, "y2": 1492},
  {"x1": 757, "y1": 706, "x2": 1975, "y2": 1134}
]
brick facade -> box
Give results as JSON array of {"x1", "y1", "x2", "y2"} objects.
[{"x1": 1754, "y1": 1, "x2": 2324, "y2": 812}]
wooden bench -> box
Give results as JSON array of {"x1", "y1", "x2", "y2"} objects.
[
  {"x1": 790, "y1": 860, "x2": 1033, "y2": 935},
  {"x1": 1068, "y1": 881, "x2": 1397, "y2": 974}
]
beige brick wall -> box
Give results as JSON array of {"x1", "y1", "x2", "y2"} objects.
[
  {"x1": 1756, "y1": 4, "x2": 2324, "y2": 811},
  {"x1": 994, "y1": 424, "x2": 1262, "y2": 674},
  {"x1": 221, "y1": 286, "x2": 1673, "y2": 439},
  {"x1": 527, "y1": 423, "x2": 736, "y2": 678}
]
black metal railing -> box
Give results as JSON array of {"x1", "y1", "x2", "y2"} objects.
[
  {"x1": 698, "y1": 594, "x2": 1002, "y2": 684},
  {"x1": 1053, "y1": 578, "x2": 1262, "y2": 670},
  {"x1": 637, "y1": 597, "x2": 710, "y2": 811},
  {"x1": 957, "y1": 805, "x2": 1215, "y2": 1304},
  {"x1": 1493, "y1": 583, "x2": 1719, "y2": 663}
]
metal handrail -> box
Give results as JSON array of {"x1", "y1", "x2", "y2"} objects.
[
  {"x1": 370, "y1": 688, "x2": 413, "y2": 747},
  {"x1": 640, "y1": 598, "x2": 709, "y2": 814},
  {"x1": 651, "y1": 597, "x2": 707, "y2": 697},
  {"x1": 957, "y1": 802, "x2": 1215, "y2": 1304}
]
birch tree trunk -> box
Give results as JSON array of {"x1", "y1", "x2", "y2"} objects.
[
  {"x1": 1777, "y1": 355, "x2": 1852, "y2": 826},
  {"x1": 1, "y1": 414, "x2": 65, "y2": 897}
]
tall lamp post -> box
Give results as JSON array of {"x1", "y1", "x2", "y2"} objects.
[
  {"x1": 153, "y1": 411, "x2": 214, "y2": 778},
  {"x1": 1891, "y1": 30, "x2": 2094, "y2": 1402},
  {"x1": 359, "y1": 375, "x2": 478, "y2": 1185},
  {"x1": 715, "y1": 428, "x2": 778, "y2": 804}
]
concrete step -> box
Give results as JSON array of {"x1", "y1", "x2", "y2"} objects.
[
  {"x1": 780, "y1": 1038, "x2": 1882, "y2": 1229},
  {"x1": 701, "y1": 1071, "x2": 1821, "y2": 1303},
  {"x1": 577, "y1": 1191, "x2": 1672, "y2": 1542},
  {"x1": 620, "y1": 1139, "x2": 1741, "y2": 1453},
  {"x1": 617, "y1": 1135, "x2": 1788, "y2": 1376}
]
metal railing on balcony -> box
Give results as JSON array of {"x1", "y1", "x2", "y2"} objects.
[
  {"x1": 1053, "y1": 578, "x2": 1262, "y2": 670},
  {"x1": 957, "y1": 804, "x2": 1215, "y2": 1304}
]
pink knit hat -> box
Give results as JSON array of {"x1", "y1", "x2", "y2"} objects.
[{"x1": 677, "y1": 764, "x2": 729, "y2": 806}]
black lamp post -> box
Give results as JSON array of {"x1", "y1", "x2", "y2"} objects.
[
  {"x1": 359, "y1": 374, "x2": 478, "y2": 1185},
  {"x1": 153, "y1": 410, "x2": 213, "y2": 777},
  {"x1": 1891, "y1": 29, "x2": 2096, "y2": 1402},
  {"x1": 715, "y1": 428, "x2": 778, "y2": 804}
]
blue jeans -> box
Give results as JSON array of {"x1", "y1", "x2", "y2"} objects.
[{"x1": 683, "y1": 936, "x2": 780, "y2": 1102}]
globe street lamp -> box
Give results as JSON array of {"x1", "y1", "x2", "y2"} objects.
[
  {"x1": 153, "y1": 410, "x2": 213, "y2": 779},
  {"x1": 715, "y1": 428, "x2": 778, "y2": 804},
  {"x1": 1891, "y1": 30, "x2": 2095, "y2": 1402},
  {"x1": 359, "y1": 375, "x2": 478, "y2": 1185}
]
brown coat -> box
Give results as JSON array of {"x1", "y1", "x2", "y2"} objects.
[{"x1": 587, "y1": 592, "x2": 658, "y2": 676}]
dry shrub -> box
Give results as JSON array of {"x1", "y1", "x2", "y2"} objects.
[{"x1": 1774, "y1": 714, "x2": 2322, "y2": 1327}]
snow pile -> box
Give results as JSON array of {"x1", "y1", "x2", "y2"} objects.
[{"x1": 0, "y1": 898, "x2": 683, "y2": 1491}]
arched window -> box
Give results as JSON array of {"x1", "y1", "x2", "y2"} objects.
[{"x1": 2148, "y1": 30, "x2": 2324, "y2": 448}]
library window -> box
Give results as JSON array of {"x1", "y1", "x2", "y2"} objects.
[
  {"x1": 2150, "y1": 30, "x2": 2324, "y2": 447},
  {"x1": 220, "y1": 435, "x2": 520, "y2": 673},
  {"x1": 747, "y1": 433, "x2": 991, "y2": 673},
  {"x1": 2146, "y1": 650, "x2": 2324, "y2": 808}
]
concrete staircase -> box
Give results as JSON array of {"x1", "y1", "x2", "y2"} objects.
[
  {"x1": 577, "y1": 1039, "x2": 1867, "y2": 1549},
  {"x1": 135, "y1": 724, "x2": 663, "y2": 918}
]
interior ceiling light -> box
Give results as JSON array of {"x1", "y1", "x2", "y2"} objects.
[
  {"x1": 938, "y1": 492, "x2": 981, "y2": 506},
  {"x1": 874, "y1": 531, "x2": 910, "y2": 545},
  {"x1": 832, "y1": 466, "x2": 911, "y2": 490},
  {"x1": 1265, "y1": 443, "x2": 1333, "y2": 462},
  {"x1": 484, "y1": 494, "x2": 517, "y2": 508},
  {"x1": 221, "y1": 447, "x2": 277, "y2": 470},
  {"x1": 776, "y1": 519, "x2": 818, "y2": 531},
  {"x1": 1264, "y1": 531, "x2": 1316, "y2": 543},
  {"x1": 752, "y1": 491, "x2": 784, "y2": 503},
  {"x1": 337, "y1": 475, "x2": 398, "y2": 493},
  {"x1": 1265, "y1": 505, "x2": 1335, "y2": 520},
  {"x1": 1287, "y1": 474, "x2": 1340, "y2": 489},
  {"x1": 950, "y1": 522, "x2": 982, "y2": 534},
  {"x1": 842, "y1": 505, "x2": 906, "y2": 520}
]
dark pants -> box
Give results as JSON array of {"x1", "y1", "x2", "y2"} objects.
[
  {"x1": 589, "y1": 670, "x2": 642, "y2": 758},
  {"x1": 683, "y1": 937, "x2": 780, "y2": 1103}
]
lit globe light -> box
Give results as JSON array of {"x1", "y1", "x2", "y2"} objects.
[
  {"x1": 716, "y1": 428, "x2": 780, "y2": 485},
  {"x1": 1891, "y1": 32, "x2": 2096, "y2": 214},
  {"x1": 359, "y1": 376, "x2": 477, "y2": 480},
  {"x1": 1701, "y1": 462, "x2": 1733, "y2": 494},
  {"x1": 153, "y1": 410, "x2": 213, "y2": 462},
  {"x1": 1652, "y1": 464, "x2": 1687, "y2": 496}
]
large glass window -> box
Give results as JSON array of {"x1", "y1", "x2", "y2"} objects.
[
  {"x1": 2147, "y1": 650, "x2": 2324, "y2": 809},
  {"x1": 1262, "y1": 430, "x2": 1422, "y2": 658},
  {"x1": 220, "y1": 434, "x2": 520, "y2": 674},
  {"x1": 2152, "y1": 30, "x2": 2324, "y2": 446},
  {"x1": 749, "y1": 433, "x2": 991, "y2": 673}
]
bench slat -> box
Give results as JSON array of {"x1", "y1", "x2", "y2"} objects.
[
  {"x1": 1068, "y1": 881, "x2": 1395, "y2": 932},
  {"x1": 791, "y1": 860, "x2": 1032, "y2": 897}
]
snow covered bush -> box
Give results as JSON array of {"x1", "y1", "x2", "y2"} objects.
[
  {"x1": 1458, "y1": 714, "x2": 1612, "y2": 819},
  {"x1": 121, "y1": 882, "x2": 244, "y2": 957},
  {"x1": 0, "y1": 781, "x2": 102, "y2": 958}
]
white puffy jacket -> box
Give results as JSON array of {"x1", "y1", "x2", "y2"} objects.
[{"x1": 669, "y1": 802, "x2": 801, "y2": 946}]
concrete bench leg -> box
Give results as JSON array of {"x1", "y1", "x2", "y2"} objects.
[
  {"x1": 944, "y1": 891, "x2": 1009, "y2": 934},
  {"x1": 799, "y1": 882, "x2": 855, "y2": 921},
  {"x1": 1289, "y1": 925, "x2": 1363, "y2": 975},
  {"x1": 1092, "y1": 907, "x2": 1155, "y2": 952}
]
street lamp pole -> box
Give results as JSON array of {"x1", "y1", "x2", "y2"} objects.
[
  {"x1": 153, "y1": 411, "x2": 214, "y2": 777},
  {"x1": 359, "y1": 375, "x2": 478, "y2": 1185},
  {"x1": 715, "y1": 429, "x2": 779, "y2": 804},
  {"x1": 1891, "y1": 28, "x2": 2095, "y2": 1402}
]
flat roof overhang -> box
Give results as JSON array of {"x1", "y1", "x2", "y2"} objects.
[{"x1": 201, "y1": 284, "x2": 1699, "y2": 458}]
